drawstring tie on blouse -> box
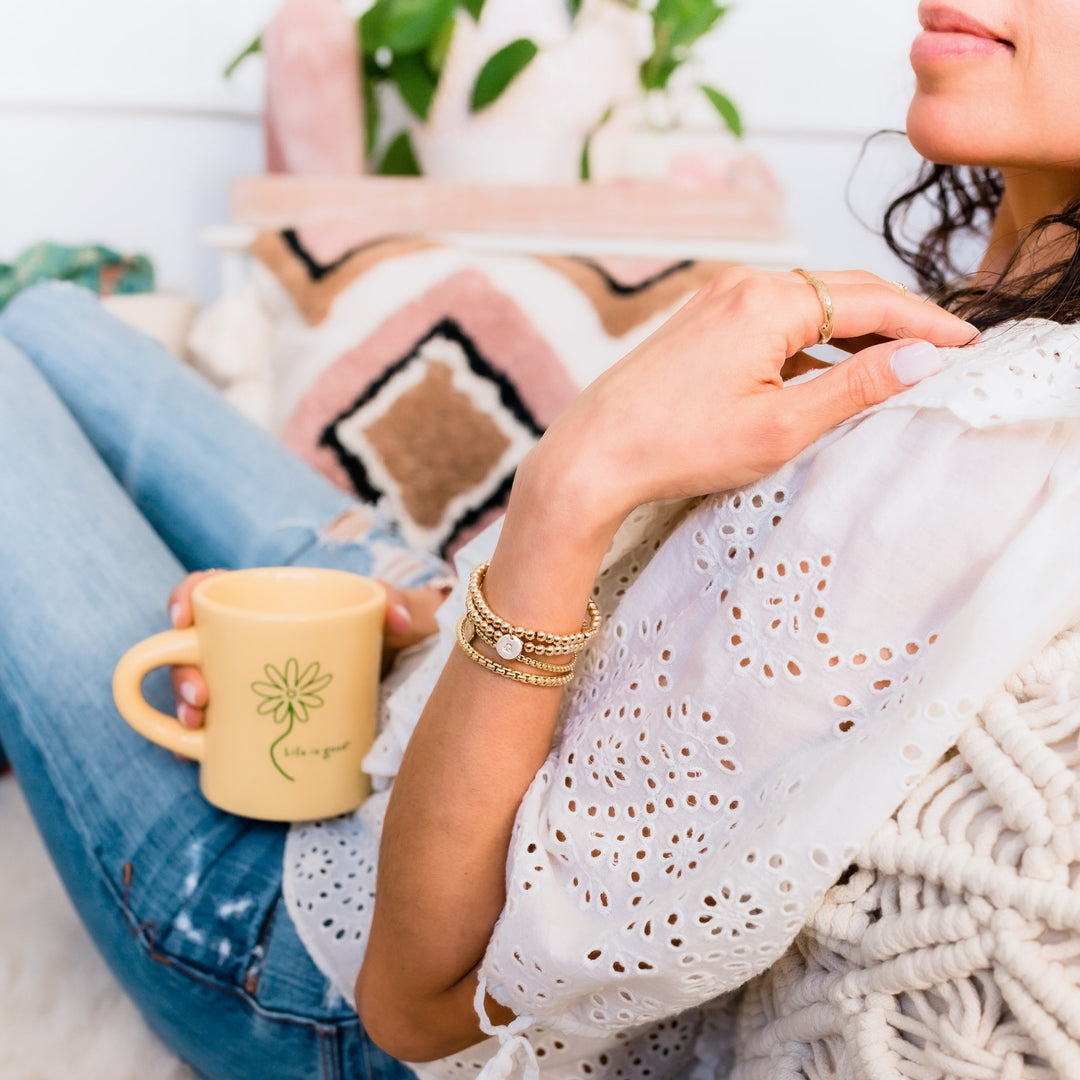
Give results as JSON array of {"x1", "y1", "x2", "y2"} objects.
[{"x1": 474, "y1": 977, "x2": 539, "y2": 1080}]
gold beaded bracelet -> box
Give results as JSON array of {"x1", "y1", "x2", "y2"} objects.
[
  {"x1": 466, "y1": 561, "x2": 602, "y2": 662},
  {"x1": 456, "y1": 618, "x2": 576, "y2": 687},
  {"x1": 464, "y1": 596, "x2": 578, "y2": 674}
]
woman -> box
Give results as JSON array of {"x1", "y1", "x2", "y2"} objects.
[
  {"x1": 353, "y1": 1, "x2": 1080, "y2": 1068},
  {"x1": 1, "y1": 3, "x2": 1078, "y2": 1079}
]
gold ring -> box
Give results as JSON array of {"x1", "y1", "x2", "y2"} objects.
[
  {"x1": 793, "y1": 268, "x2": 834, "y2": 345},
  {"x1": 890, "y1": 280, "x2": 909, "y2": 296}
]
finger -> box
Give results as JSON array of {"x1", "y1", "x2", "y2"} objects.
[
  {"x1": 171, "y1": 669, "x2": 208, "y2": 729},
  {"x1": 382, "y1": 584, "x2": 451, "y2": 654},
  {"x1": 787, "y1": 275, "x2": 977, "y2": 349},
  {"x1": 177, "y1": 702, "x2": 205, "y2": 730},
  {"x1": 382, "y1": 583, "x2": 415, "y2": 641},
  {"x1": 401, "y1": 586, "x2": 449, "y2": 643},
  {"x1": 813, "y1": 270, "x2": 920, "y2": 301},
  {"x1": 782, "y1": 337, "x2": 942, "y2": 448},
  {"x1": 805, "y1": 269, "x2": 914, "y2": 293},
  {"x1": 837, "y1": 285, "x2": 975, "y2": 345},
  {"x1": 171, "y1": 665, "x2": 208, "y2": 708},
  {"x1": 167, "y1": 569, "x2": 223, "y2": 628},
  {"x1": 802, "y1": 269, "x2": 888, "y2": 287}
]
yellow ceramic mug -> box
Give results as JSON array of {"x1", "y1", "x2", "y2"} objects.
[{"x1": 112, "y1": 567, "x2": 386, "y2": 822}]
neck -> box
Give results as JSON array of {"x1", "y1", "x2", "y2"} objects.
[{"x1": 978, "y1": 169, "x2": 1080, "y2": 281}]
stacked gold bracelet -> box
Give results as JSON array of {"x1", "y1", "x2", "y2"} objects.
[{"x1": 456, "y1": 561, "x2": 602, "y2": 688}]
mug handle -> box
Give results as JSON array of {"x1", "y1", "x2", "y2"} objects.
[{"x1": 112, "y1": 629, "x2": 206, "y2": 761}]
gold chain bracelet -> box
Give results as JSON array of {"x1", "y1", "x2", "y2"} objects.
[
  {"x1": 463, "y1": 597, "x2": 577, "y2": 674},
  {"x1": 456, "y1": 618, "x2": 576, "y2": 687}
]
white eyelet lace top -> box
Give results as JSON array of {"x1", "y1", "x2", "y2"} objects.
[{"x1": 283, "y1": 319, "x2": 1080, "y2": 1080}]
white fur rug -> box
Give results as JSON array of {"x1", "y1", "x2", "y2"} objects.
[{"x1": 0, "y1": 776, "x2": 197, "y2": 1080}]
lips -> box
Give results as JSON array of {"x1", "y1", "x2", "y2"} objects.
[
  {"x1": 919, "y1": 6, "x2": 1011, "y2": 43},
  {"x1": 912, "y1": 5, "x2": 1014, "y2": 62}
]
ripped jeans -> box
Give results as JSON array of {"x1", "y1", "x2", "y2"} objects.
[{"x1": 0, "y1": 283, "x2": 446, "y2": 1080}]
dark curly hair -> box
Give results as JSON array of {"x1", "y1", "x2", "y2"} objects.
[{"x1": 882, "y1": 159, "x2": 1080, "y2": 329}]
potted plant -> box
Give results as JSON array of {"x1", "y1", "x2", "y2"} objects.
[{"x1": 228, "y1": 0, "x2": 742, "y2": 181}]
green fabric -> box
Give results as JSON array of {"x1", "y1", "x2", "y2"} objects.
[{"x1": 0, "y1": 243, "x2": 154, "y2": 310}]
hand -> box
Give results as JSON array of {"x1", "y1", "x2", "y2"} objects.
[
  {"x1": 166, "y1": 571, "x2": 450, "y2": 734},
  {"x1": 167, "y1": 570, "x2": 221, "y2": 734},
  {"x1": 518, "y1": 267, "x2": 979, "y2": 540}
]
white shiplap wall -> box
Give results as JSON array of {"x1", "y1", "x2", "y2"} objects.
[{"x1": 0, "y1": 0, "x2": 924, "y2": 303}]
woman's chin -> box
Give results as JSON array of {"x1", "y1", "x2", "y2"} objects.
[{"x1": 906, "y1": 101, "x2": 1003, "y2": 168}]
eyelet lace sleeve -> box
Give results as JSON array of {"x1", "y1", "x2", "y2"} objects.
[{"x1": 478, "y1": 321, "x2": 1080, "y2": 1039}]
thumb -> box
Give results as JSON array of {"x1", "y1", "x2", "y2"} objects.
[{"x1": 785, "y1": 338, "x2": 942, "y2": 436}]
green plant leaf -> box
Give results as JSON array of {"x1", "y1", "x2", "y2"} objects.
[
  {"x1": 470, "y1": 38, "x2": 539, "y2": 112},
  {"x1": 362, "y1": 60, "x2": 382, "y2": 158},
  {"x1": 223, "y1": 33, "x2": 262, "y2": 79},
  {"x1": 700, "y1": 84, "x2": 743, "y2": 137},
  {"x1": 579, "y1": 104, "x2": 614, "y2": 181},
  {"x1": 459, "y1": 0, "x2": 486, "y2": 18},
  {"x1": 639, "y1": 53, "x2": 678, "y2": 91},
  {"x1": 567, "y1": 0, "x2": 583, "y2": 16},
  {"x1": 654, "y1": 0, "x2": 728, "y2": 49},
  {"x1": 383, "y1": 0, "x2": 456, "y2": 54},
  {"x1": 639, "y1": 0, "x2": 728, "y2": 91},
  {"x1": 359, "y1": 2, "x2": 389, "y2": 54},
  {"x1": 392, "y1": 54, "x2": 438, "y2": 119},
  {"x1": 426, "y1": 16, "x2": 456, "y2": 74},
  {"x1": 379, "y1": 131, "x2": 423, "y2": 175}
]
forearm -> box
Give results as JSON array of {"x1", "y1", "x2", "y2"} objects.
[{"x1": 357, "y1": 453, "x2": 622, "y2": 1061}]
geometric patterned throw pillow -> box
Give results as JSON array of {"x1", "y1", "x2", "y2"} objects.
[{"x1": 249, "y1": 227, "x2": 728, "y2": 559}]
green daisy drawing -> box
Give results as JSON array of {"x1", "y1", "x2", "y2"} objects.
[{"x1": 252, "y1": 658, "x2": 333, "y2": 781}]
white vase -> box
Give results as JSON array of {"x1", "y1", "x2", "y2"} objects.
[
  {"x1": 411, "y1": 0, "x2": 643, "y2": 184},
  {"x1": 588, "y1": 108, "x2": 745, "y2": 183}
]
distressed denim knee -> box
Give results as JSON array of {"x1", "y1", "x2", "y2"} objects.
[{"x1": 267, "y1": 504, "x2": 451, "y2": 588}]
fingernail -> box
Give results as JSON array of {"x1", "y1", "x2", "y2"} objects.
[
  {"x1": 177, "y1": 702, "x2": 198, "y2": 728},
  {"x1": 179, "y1": 681, "x2": 199, "y2": 707},
  {"x1": 891, "y1": 341, "x2": 942, "y2": 385},
  {"x1": 391, "y1": 603, "x2": 413, "y2": 632},
  {"x1": 169, "y1": 603, "x2": 182, "y2": 627}
]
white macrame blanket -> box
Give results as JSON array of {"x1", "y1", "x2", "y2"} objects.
[{"x1": 735, "y1": 624, "x2": 1080, "y2": 1080}]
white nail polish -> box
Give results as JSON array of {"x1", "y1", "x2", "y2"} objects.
[
  {"x1": 180, "y1": 682, "x2": 199, "y2": 707},
  {"x1": 169, "y1": 603, "x2": 182, "y2": 627},
  {"x1": 392, "y1": 603, "x2": 413, "y2": 631},
  {"x1": 891, "y1": 341, "x2": 942, "y2": 385}
]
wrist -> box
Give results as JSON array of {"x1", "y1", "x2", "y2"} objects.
[
  {"x1": 482, "y1": 446, "x2": 622, "y2": 635},
  {"x1": 515, "y1": 436, "x2": 631, "y2": 542}
]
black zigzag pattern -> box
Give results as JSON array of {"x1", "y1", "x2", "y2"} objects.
[{"x1": 317, "y1": 318, "x2": 544, "y2": 557}]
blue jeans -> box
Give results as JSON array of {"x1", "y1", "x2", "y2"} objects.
[{"x1": 0, "y1": 283, "x2": 443, "y2": 1080}]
